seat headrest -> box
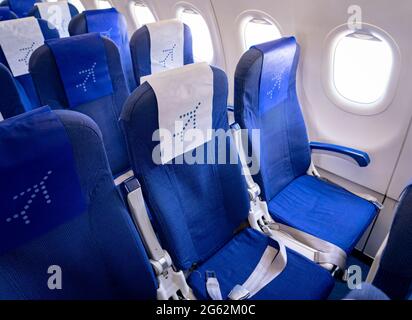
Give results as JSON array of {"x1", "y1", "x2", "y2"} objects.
[
  {"x1": 130, "y1": 19, "x2": 194, "y2": 84},
  {"x1": 252, "y1": 37, "x2": 299, "y2": 114},
  {"x1": 0, "y1": 7, "x2": 17, "y2": 21},
  {"x1": 142, "y1": 62, "x2": 214, "y2": 164},
  {"x1": 0, "y1": 17, "x2": 45, "y2": 77},
  {"x1": 32, "y1": 1, "x2": 72, "y2": 37},
  {"x1": 46, "y1": 33, "x2": 114, "y2": 108},
  {"x1": 6, "y1": 0, "x2": 36, "y2": 17},
  {"x1": 69, "y1": 8, "x2": 135, "y2": 90},
  {"x1": 0, "y1": 107, "x2": 86, "y2": 255}
]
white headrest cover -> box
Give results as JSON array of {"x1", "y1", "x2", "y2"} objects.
[
  {"x1": 145, "y1": 62, "x2": 214, "y2": 164},
  {"x1": 0, "y1": 17, "x2": 44, "y2": 77},
  {"x1": 145, "y1": 19, "x2": 184, "y2": 78},
  {"x1": 35, "y1": 1, "x2": 71, "y2": 38}
]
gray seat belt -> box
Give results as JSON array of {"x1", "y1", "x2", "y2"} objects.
[
  {"x1": 231, "y1": 124, "x2": 347, "y2": 271},
  {"x1": 124, "y1": 177, "x2": 195, "y2": 300},
  {"x1": 228, "y1": 244, "x2": 287, "y2": 300}
]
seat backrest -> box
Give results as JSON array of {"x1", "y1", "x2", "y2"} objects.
[
  {"x1": 130, "y1": 19, "x2": 194, "y2": 86},
  {"x1": 28, "y1": 1, "x2": 79, "y2": 38},
  {"x1": 0, "y1": 17, "x2": 59, "y2": 111},
  {"x1": 373, "y1": 183, "x2": 412, "y2": 300},
  {"x1": 0, "y1": 7, "x2": 17, "y2": 21},
  {"x1": 29, "y1": 33, "x2": 130, "y2": 177},
  {"x1": 69, "y1": 8, "x2": 136, "y2": 91},
  {"x1": 234, "y1": 37, "x2": 311, "y2": 201},
  {"x1": 0, "y1": 63, "x2": 31, "y2": 119},
  {"x1": 0, "y1": 0, "x2": 39, "y2": 18},
  {"x1": 0, "y1": 107, "x2": 157, "y2": 299},
  {"x1": 120, "y1": 63, "x2": 250, "y2": 271}
]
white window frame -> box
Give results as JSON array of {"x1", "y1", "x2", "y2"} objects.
[
  {"x1": 322, "y1": 23, "x2": 401, "y2": 116},
  {"x1": 236, "y1": 10, "x2": 283, "y2": 52}
]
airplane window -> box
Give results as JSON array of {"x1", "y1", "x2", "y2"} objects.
[
  {"x1": 333, "y1": 32, "x2": 393, "y2": 104},
  {"x1": 97, "y1": 0, "x2": 112, "y2": 9},
  {"x1": 244, "y1": 18, "x2": 281, "y2": 50},
  {"x1": 177, "y1": 7, "x2": 214, "y2": 63},
  {"x1": 132, "y1": 1, "x2": 156, "y2": 27}
]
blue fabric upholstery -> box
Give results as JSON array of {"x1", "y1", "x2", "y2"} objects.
[
  {"x1": 344, "y1": 283, "x2": 389, "y2": 300},
  {"x1": 29, "y1": 34, "x2": 130, "y2": 177},
  {"x1": 235, "y1": 37, "x2": 377, "y2": 254},
  {"x1": 373, "y1": 184, "x2": 412, "y2": 300},
  {"x1": 0, "y1": 7, "x2": 17, "y2": 20},
  {"x1": 130, "y1": 23, "x2": 194, "y2": 86},
  {"x1": 188, "y1": 228, "x2": 334, "y2": 300},
  {"x1": 69, "y1": 8, "x2": 136, "y2": 91},
  {"x1": 0, "y1": 0, "x2": 39, "y2": 17},
  {"x1": 0, "y1": 18, "x2": 59, "y2": 112},
  {"x1": 0, "y1": 107, "x2": 157, "y2": 299},
  {"x1": 46, "y1": 33, "x2": 114, "y2": 108},
  {"x1": 0, "y1": 107, "x2": 86, "y2": 255},
  {"x1": 0, "y1": 63, "x2": 31, "y2": 119},
  {"x1": 121, "y1": 65, "x2": 334, "y2": 299},
  {"x1": 268, "y1": 175, "x2": 377, "y2": 253},
  {"x1": 235, "y1": 37, "x2": 311, "y2": 201}
]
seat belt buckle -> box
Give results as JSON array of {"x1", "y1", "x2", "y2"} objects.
[{"x1": 228, "y1": 285, "x2": 250, "y2": 300}]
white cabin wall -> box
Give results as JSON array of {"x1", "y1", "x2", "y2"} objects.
[
  {"x1": 211, "y1": 0, "x2": 412, "y2": 198},
  {"x1": 81, "y1": 0, "x2": 97, "y2": 10}
]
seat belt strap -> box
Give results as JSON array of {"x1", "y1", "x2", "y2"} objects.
[
  {"x1": 310, "y1": 168, "x2": 384, "y2": 211},
  {"x1": 124, "y1": 177, "x2": 194, "y2": 300},
  {"x1": 228, "y1": 244, "x2": 287, "y2": 300},
  {"x1": 231, "y1": 124, "x2": 347, "y2": 270}
]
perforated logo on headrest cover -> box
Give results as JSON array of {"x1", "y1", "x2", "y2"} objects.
[
  {"x1": 0, "y1": 107, "x2": 86, "y2": 255},
  {"x1": 46, "y1": 33, "x2": 114, "y2": 107}
]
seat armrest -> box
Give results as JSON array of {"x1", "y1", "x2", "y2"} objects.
[{"x1": 310, "y1": 142, "x2": 370, "y2": 167}]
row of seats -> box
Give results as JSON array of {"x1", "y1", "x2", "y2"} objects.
[
  {"x1": 0, "y1": 57, "x2": 409, "y2": 300},
  {"x1": 0, "y1": 2, "x2": 409, "y2": 300},
  {"x1": 0, "y1": 4, "x2": 193, "y2": 125}
]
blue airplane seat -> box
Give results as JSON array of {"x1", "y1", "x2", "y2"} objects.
[
  {"x1": 0, "y1": 17, "x2": 59, "y2": 116},
  {"x1": 29, "y1": 33, "x2": 130, "y2": 177},
  {"x1": 0, "y1": 107, "x2": 157, "y2": 299},
  {"x1": 120, "y1": 63, "x2": 334, "y2": 300},
  {"x1": 0, "y1": 63, "x2": 31, "y2": 120},
  {"x1": 28, "y1": 1, "x2": 79, "y2": 38},
  {"x1": 69, "y1": 8, "x2": 136, "y2": 91},
  {"x1": 0, "y1": 0, "x2": 40, "y2": 18},
  {"x1": 0, "y1": 7, "x2": 17, "y2": 20},
  {"x1": 130, "y1": 19, "x2": 194, "y2": 86},
  {"x1": 234, "y1": 37, "x2": 378, "y2": 255},
  {"x1": 371, "y1": 183, "x2": 412, "y2": 300}
]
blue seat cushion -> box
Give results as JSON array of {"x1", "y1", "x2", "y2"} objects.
[
  {"x1": 268, "y1": 175, "x2": 377, "y2": 254},
  {"x1": 188, "y1": 228, "x2": 334, "y2": 300}
]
